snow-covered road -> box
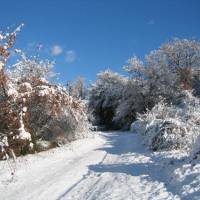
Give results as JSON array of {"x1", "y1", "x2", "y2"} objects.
[{"x1": 0, "y1": 132, "x2": 181, "y2": 200}]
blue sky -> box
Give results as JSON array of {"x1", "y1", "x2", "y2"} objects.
[{"x1": 0, "y1": 0, "x2": 200, "y2": 84}]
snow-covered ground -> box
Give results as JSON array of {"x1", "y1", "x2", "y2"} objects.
[{"x1": 0, "y1": 131, "x2": 200, "y2": 200}]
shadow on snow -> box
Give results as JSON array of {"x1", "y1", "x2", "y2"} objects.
[{"x1": 89, "y1": 132, "x2": 191, "y2": 199}]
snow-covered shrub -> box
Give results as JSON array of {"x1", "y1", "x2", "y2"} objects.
[
  {"x1": 0, "y1": 24, "x2": 34, "y2": 159},
  {"x1": 26, "y1": 81, "x2": 89, "y2": 143},
  {"x1": 0, "y1": 25, "x2": 90, "y2": 160},
  {"x1": 145, "y1": 119, "x2": 196, "y2": 151},
  {"x1": 9, "y1": 58, "x2": 90, "y2": 149},
  {"x1": 131, "y1": 92, "x2": 200, "y2": 151}
]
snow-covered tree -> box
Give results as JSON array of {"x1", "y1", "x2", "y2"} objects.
[
  {"x1": 114, "y1": 53, "x2": 179, "y2": 130},
  {"x1": 145, "y1": 51, "x2": 181, "y2": 106},
  {"x1": 66, "y1": 77, "x2": 88, "y2": 100},
  {"x1": 89, "y1": 70, "x2": 127, "y2": 129},
  {"x1": 123, "y1": 56, "x2": 145, "y2": 80},
  {"x1": 90, "y1": 39, "x2": 200, "y2": 130},
  {"x1": 72, "y1": 76, "x2": 87, "y2": 99},
  {"x1": 113, "y1": 78, "x2": 147, "y2": 130},
  {"x1": 9, "y1": 50, "x2": 56, "y2": 84},
  {"x1": 146, "y1": 39, "x2": 200, "y2": 90}
]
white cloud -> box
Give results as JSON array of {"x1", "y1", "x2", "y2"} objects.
[
  {"x1": 65, "y1": 50, "x2": 77, "y2": 63},
  {"x1": 51, "y1": 45, "x2": 63, "y2": 56},
  {"x1": 148, "y1": 19, "x2": 155, "y2": 25}
]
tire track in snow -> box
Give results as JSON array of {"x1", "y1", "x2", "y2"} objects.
[
  {"x1": 57, "y1": 151, "x2": 108, "y2": 200},
  {"x1": 60, "y1": 132, "x2": 180, "y2": 200}
]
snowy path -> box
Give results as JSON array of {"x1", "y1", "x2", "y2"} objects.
[{"x1": 0, "y1": 132, "x2": 181, "y2": 200}]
